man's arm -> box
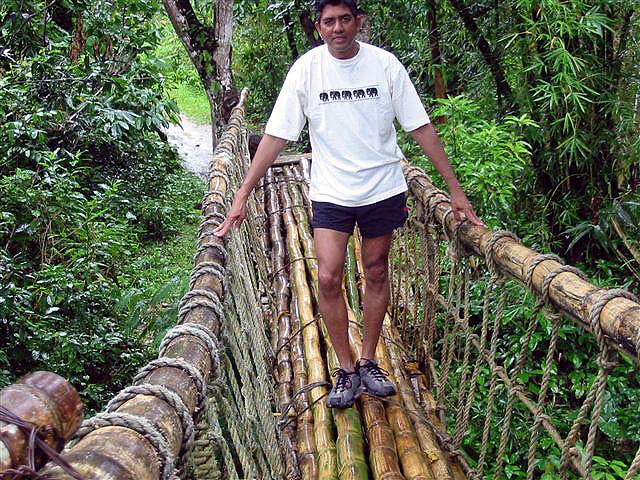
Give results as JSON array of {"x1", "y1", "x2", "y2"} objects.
[
  {"x1": 410, "y1": 123, "x2": 484, "y2": 226},
  {"x1": 213, "y1": 134, "x2": 288, "y2": 237}
]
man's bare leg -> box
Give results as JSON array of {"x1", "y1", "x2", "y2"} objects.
[
  {"x1": 314, "y1": 228, "x2": 353, "y2": 371},
  {"x1": 360, "y1": 233, "x2": 393, "y2": 362}
]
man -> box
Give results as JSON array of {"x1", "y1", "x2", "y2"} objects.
[{"x1": 214, "y1": 0, "x2": 483, "y2": 409}]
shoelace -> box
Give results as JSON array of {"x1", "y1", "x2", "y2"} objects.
[
  {"x1": 359, "y1": 361, "x2": 390, "y2": 382},
  {"x1": 331, "y1": 368, "x2": 354, "y2": 392}
]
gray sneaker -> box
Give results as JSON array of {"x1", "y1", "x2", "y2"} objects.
[
  {"x1": 356, "y1": 359, "x2": 397, "y2": 398},
  {"x1": 327, "y1": 368, "x2": 362, "y2": 408}
]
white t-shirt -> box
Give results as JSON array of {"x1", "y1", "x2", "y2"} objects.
[{"x1": 265, "y1": 41, "x2": 430, "y2": 207}]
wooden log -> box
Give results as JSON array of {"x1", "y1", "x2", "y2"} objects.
[
  {"x1": 38, "y1": 89, "x2": 250, "y2": 480},
  {"x1": 402, "y1": 160, "x2": 640, "y2": 361},
  {"x1": 0, "y1": 372, "x2": 83, "y2": 473}
]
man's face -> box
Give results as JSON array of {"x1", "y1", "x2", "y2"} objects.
[{"x1": 315, "y1": 3, "x2": 362, "y2": 59}]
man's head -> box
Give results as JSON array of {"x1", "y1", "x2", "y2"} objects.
[{"x1": 315, "y1": 0, "x2": 363, "y2": 59}]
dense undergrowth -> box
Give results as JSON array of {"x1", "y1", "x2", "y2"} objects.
[{"x1": 0, "y1": 1, "x2": 204, "y2": 411}]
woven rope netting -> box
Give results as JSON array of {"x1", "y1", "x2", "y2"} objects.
[{"x1": 38, "y1": 90, "x2": 639, "y2": 480}]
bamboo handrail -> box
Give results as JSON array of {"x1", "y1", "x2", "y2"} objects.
[
  {"x1": 38, "y1": 88, "x2": 250, "y2": 480},
  {"x1": 402, "y1": 159, "x2": 640, "y2": 362}
]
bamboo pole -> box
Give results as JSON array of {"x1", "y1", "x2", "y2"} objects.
[
  {"x1": 279, "y1": 184, "x2": 338, "y2": 480},
  {"x1": 402, "y1": 160, "x2": 640, "y2": 361},
  {"x1": 343, "y1": 241, "x2": 405, "y2": 480},
  {"x1": 38, "y1": 89, "x2": 250, "y2": 480},
  {"x1": 349, "y1": 235, "x2": 466, "y2": 479},
  {"x1": 375, "y1": 337, "x2": 434, "y2": 480},
  {"x1": 282, "y1": 181, "x2": 369, "y2": 480},
  {"x1": 1, "y1": 372, "x2": 83, "y2": 473},
  {"x1": 290, "y1": 288, "x2": 319, "y2": 479},
  {"x1": 265, "y1": 169, "x2": 299, "y2": 479},
  {"x1": 346, "y1": 308, "x2": 405, "y2": 480}
]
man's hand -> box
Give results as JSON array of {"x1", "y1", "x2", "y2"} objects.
[
  {"x1": 213, "y1": 134, "x2": 288, "y2": 238},
  {"x1": 450, "y1": 189, "x2": 484, "y2": 227},
  {"x1": 213, "y1": 195, "x2": 248, "y2": 237}
]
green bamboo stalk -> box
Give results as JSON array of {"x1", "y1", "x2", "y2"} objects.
[
  {"x1": 290, "y1": 287, "x2": 319, "y2": 479},
  {"x1": 283, "y1": 179, "x2": 369, "y2": 480},
  {"x1": 278, "y1": 178, "x2": 338, "y2": 480}
]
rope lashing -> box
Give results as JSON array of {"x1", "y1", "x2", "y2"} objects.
[
  {"x1": 277, "y1": 381, "x2": 332, "y2": 430},
  {"x1": 559, "y1": 289, "x2": 638, "y2": 478},
  {"x1": 198, "y1": 217, "x2": 226, "y2": 236},
  {"x1": 426, "y1": 193, "x2": 451, "y2": 226},
  {"x1": 133, "y1": 358, "x2": 207, "y2": 412},
  {"x1": 588, "y1": 289, "x2": 640, "y2": 347},
  {"x1": 194, "y1": 242, "x2": 227, "y2": 262},
  {"x1": 105, "y1": 384, "x2": 195, "y2": 463},
  {"x1": 583, "y1": 289, "x2": 638, "y2": 476},
  {"x1": 268, "y1": 255, "x2": 318, "y2": 282},
  {"x1": 493, "y1": 256, "x2": 568, "y2": 479},
  {"x1": 178, "y1": 289, "x2": 224, "y2": 324},
  {"x1": 524, "y1": 253, "x2": 564, "y2": 290},
  {"x1": 208, "y1": 174, "x2": 231, "y2": 187},
  {"x1": 201, "y1": 189, "x2": 228, "y2": 209},
  {"x1": 190, "y1": 261, "x2": 226, "y2": 288},
  {"x1": 271, "y1": 314, "x2": 321, "y2": 367},
  {"x1": 625, "y1": 445, "x2": 640, "y2": 480},
  {"x1": 70, "y1": 412, "x2": 176, "y2": 480},
  {"x1": 483, "y1": 230, "x2": 521, "y2": 278},
  {"x1": 0, "y1": 406, "x2": 85, "y2": 480},
  {"x1": 159, "y1": 323, "x2": 221, "y2": 381}
]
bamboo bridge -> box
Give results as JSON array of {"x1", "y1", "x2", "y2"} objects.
[{"x1": 31, "y1": 90, "x2": 640, "y2": 479}]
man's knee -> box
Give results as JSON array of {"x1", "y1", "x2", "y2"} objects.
[
  {"x1": 318, "y1": 268, "x2": 343, "y2": 295},
  {"x1": 364, "y1": 259, "x2": 389, "y2": 287}
]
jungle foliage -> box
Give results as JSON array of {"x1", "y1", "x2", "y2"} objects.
[{"x1": 0, "y1": 0, "x2": 203, "y2": 410}]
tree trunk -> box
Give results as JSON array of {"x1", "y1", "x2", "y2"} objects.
[
  {"x1": 426, "y1": 0, "x2": 446, "y2": 124},
  {"x1": 213, "y1": 0, "x2": 233, "y2": 91},
  {"x1": 163, "y1": 0, "x2": 234, "y2": 149},
  {"x1": 283, "y1": 11, "x2": 299, "y2": 60},
  {"x1": 69, "y1": 15, "x2": 84, "y2": 61},
  {"x1": 448, "y1": 0, "x2": 513, "y2": 109},
  {"x1": 298, "y1": 9, "x2": 322, "y2": 48}
]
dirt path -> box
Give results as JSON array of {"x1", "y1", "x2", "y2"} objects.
[{"x1": 165, "y1": 115, "x2": 212, "y2": 180}]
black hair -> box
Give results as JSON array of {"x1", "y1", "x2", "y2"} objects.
[{"x1": 314, "y1": 0, "x2": 360, "y2": 19}]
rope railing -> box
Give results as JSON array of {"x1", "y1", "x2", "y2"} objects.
[{"x1": 393, "y1": 159, "x2": 640, "y2": 480}]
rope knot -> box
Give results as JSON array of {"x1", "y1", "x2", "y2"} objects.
[{"x1": 596, "y1": 356, "x2": 618, "y2": 373}]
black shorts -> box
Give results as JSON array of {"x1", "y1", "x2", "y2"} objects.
[{"x1": 311, "y1": 192, "x2": 408, "y2": 238}]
